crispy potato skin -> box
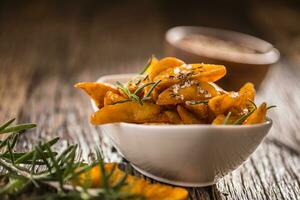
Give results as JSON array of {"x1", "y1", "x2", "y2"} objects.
[
  {"x1": 177, "y1": 105, "x2": 203, "y2": 124},
  {"x1": 184, "y1": 103, "x2": 209, "y2": 120},
  {"x1": 75, "y1": 82, "x2": 119, "y2": 108},
  {"x1": 164, "y1": 110, "x2": 182, "y2": 124},
  {"x1": 154, "y1": 64, "x2": 226, "y2": 91},
  {"x1": 74, "y1": 163, "x2": 188, "y2": 200},
  {"x1": 90, "y1": 102, "x2": 162, "y2": 125},
  {"x1": 208, "y1": 93, "x2": 237, "y2": 115},
  {"x1": 243, "y1": 103, "x2": 267, "y2": 125},
  {"x1": 76, "y1": 57, "x2": 270, "y2": 126},
  {"x1": 212, "y1": 114, "x2": 226, "y2": 125},
  {"x1": 148, "y1": 57, "x2": 185, "y2": 81},
  {"x1": 103, "y1": 91, "x2": 125, "y2": 106},
  {"x1": 157, "y1": 82, "x2": 218, "y2": 105}
]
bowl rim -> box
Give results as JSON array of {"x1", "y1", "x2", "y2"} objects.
[
  {"x1": 165, "y1": 26, "x2": 280, "y2": 65},
  {"x1": 103, "y1": 118, "x2": 272, "y2": 129},
  {"x1": 91, "y1": 73, "x2": 273, "y2": 129}
]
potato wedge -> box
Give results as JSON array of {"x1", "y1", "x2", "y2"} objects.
[
  {"x1": 212, "y1": 113, "x2": 239, "y2": 125},
  {"x1": 236, "y1": 82, "x2": 256, "y2": 108},
  {"x1": 208, "y1": 92, "x2": 238, "y2": 115},
  {"x1": 75, "y1": 82, "x2": 119, "y2": 108},
  {"x1": 90, "y1": 102, "x2": 162, "y2": 125},
  {"x1": 148, "y1": 57, "x2": 185, "y2": 81},
  {"x1": 164, "y1": 110, "x2": 182, "y2": 124},
  {"x1": 177, "y1": 105, "x2": 203, "y2": 124},
  {"x1": 157, "y1": 81, "x2": 218, "y2": 105},
  {"x1": 243, "y1": 103, "x2": 267, "y2": 124},
  {"x1": 154, "y1": 63, "x2": 226, "y2": 91},
  {"x1": 143, "y1": 56, "x2": 159, "y2": 75},
  {"x1": 212, "y1": 114, "x2": 226, "y2": 125},
  {"x1": 184, "y1": 103, "x2": 209, "y2": 120},
  {"x1": 103, "y1": 91, "x2": 126, "y2": 106}
]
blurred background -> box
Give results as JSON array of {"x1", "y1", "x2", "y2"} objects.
[{"x1": 0, "y1": 0, "x2": 299, "y2": 77}]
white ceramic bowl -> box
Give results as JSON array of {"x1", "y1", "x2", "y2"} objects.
[{"x1": 91, "y1": 74, "x2": 272, "y2": 187}]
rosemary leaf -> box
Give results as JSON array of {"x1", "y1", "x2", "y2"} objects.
[
  {"x1": 223, "y1": 112, "x2": 232, "y2": 125},
  {"x1": 188, "y1": 100, "x2": 209, "y2": 105},
  {"x1": 112, "y1": 99, "x2": 131, "y2": 105},
  {"x1": 0, "y1": 123, "x2": 36, "y2": 134},
  {"x1": 233, "y1": 109, "x2": 256, "y2": 125},
  {"x1": 0, "y1": 118, "x2": 16, "y2": 131},
  {"x1": 14, "y1": 137, "x2": 59, "y2": 164},
  {"x1": 140, "y1": 55, "x2": 155, "y2": 74},
  {"x1": 267, "y1": 105, "x2": 277, "y2": 110},
  {"x1": 133, "y1": 82, "x2": 155, "y2": 96},
  {"x1": 143, "y1": 79, "x2": 161, "y2": 99}
]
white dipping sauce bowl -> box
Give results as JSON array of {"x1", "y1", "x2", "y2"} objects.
[{"x1": 91, "y1": 74, "x2": 272, "y2": 187}]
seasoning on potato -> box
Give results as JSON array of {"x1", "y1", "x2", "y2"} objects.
[{"x1": 75, "y1": 56, "x2": 274, "y2": 125}]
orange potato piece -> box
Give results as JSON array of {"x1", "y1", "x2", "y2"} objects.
[
  {"x1": 103, "y1": 91, "x2": 126, "y2": 106},
  {"x1": 243, "y1": 103, "x2": 267, "y2": 125},
  {"x1": 239, "y1": 82, "x2": 255, "y2": 101},
  {"x1": 90, "y1": 102, "x2": 162, "y2": 125},
  {"x1": 177, "y1": 105, "x2": 202, "y2": 124},
  {"x1": 164, "y1": 110, "x2": 182, "y2": 124},
  {"x1": 74, "y1": 163, "x2": 188, "y2": 200},
  {"x1": 154, "y1": 63, "x2": 226, "y2": 90},
  {"x1": 143, "y1": 56, "x2": 159, "y2": 75},
  {"x1": 208, "y1": 92, "x2": 238, "y2": 115},
  {"x1": 184, "y1": 103, "x2": 209, "y2": 120},
  {"x1": 212, "y1": 114, "x2": 226, "y2": 125},
  {"x1": 75, "y1": 82, "x2": 119, "y2": 108},
  {"x1": 157, "y1": 82, "x2": 218, "y2": 105},
  {"x1": 212, "y1": 113, "x2": 239, "y2": 125},
  {"x1": 148, "y1": 57, "x2": 185, "y2": 81},
  {"x1": 236, "y1": 82, "x2": 256, "y2": 108}
]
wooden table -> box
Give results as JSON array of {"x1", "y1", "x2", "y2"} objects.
[{"x1": 0, "y1": 0, "x2": 299, "y2": 199}]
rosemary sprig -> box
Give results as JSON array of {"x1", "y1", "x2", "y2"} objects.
[
  {"x1": 187, "y1": 100, "x2": 209, "y2": 105},
  {"x1": 267, "y1": 105, "x2": 277, "y2": 110},
  {"x1": 114, "y1": 80, "x2": 161, "y2": 105},
  {"x1": 233, "y1": 100, "x2": 257, "y2": 125},
  {"x1": 0, "y1": 118, "x2": 143, "y2": 200},
  {"x1": 223, "y1": 111, "x2": 232, "y2": 125},
  {"x1": 140, "y1": 55, "x2": 156, "y2": 74}
]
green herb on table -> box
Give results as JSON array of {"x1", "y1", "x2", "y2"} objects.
[
  {"x1": 0, "y1": 118, "x2": 188, "y2": 200},
  {"x1": 0, "y1": 118, "x2": 142, "y2": 200}
]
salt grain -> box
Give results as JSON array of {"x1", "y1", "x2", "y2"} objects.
[{"x1": 174, "y1": 67, "x2": 180, "y2": 74}]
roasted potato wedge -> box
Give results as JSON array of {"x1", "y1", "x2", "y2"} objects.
[
  {"x1": 243, "y1": 103, "x2": 267, "y2": 125},
  {"x1": 184, "y1": 103, "x2": 209, "y2": 120},
  {"x1": 76, "y1": 56, "x2": 271, "y2": 126},
  {"x1": 75, "y1": 82, "x2": 119, "y2": 108},
  {"x1": 208, "y1": 92, "x2": 238, "y2": 115},
  {"x1": 90, "y1": 102, "x2": 162, "y2": 125},
  {"x1": 164, "y1": 110, "x2": 182, "y2": 124},
  {"x1": 157, "y1": 82, "x2": 218, "y2": 105},
  {"x1": 103, "y1": 91, "x2": 126, "y2": 106},
  {"x1": 212, "y1": 114, "x2": 226, "y2": 125},
  {"x1": 177, "y1": 105, "x2": 203, "y2": 124},
  {"x1": 148, "y1": 57, "x2": 185, "y2": 81},
  {"x1": 212, "y1": 113, "x2": 240, "y2": 125},
  {"x1": 153, "y1": 63, "x2": 226, "y2": 90}
]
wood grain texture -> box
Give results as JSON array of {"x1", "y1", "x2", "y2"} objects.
[{"x1": 0, "y1": 0, "x2": 299, "y2": 199}]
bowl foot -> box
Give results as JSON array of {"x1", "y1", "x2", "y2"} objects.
[{"x1": 131, "y1": 163, "x2": 216, "y2": 187}]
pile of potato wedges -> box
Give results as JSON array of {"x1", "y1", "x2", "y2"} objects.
[{"x1": 75, "y1": 57, "x2": 271, "y2": 125}]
